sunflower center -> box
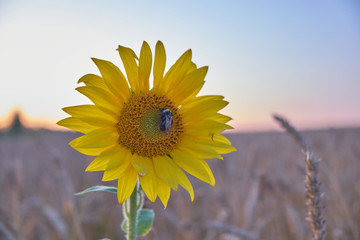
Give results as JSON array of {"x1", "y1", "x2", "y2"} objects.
[{"x1": 117, "y1": 92, "x2": 183, "y2": 158}]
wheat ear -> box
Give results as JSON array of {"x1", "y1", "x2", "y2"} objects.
[{"x1": 273, "y1": 114, "x2": 326, "y2": 240}]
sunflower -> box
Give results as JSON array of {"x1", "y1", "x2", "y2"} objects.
[{"x1": 58, "y1": 41, "x2": 236, "y2": 208}]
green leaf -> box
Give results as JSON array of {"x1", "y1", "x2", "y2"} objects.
[
  {"x1": 121, "y1": 209, "x2": 155, "y2": 236},
  {"x1": 75, "y1": 186, "x2": 117, "y2": 195},
  {"x1": 137, "y1": 209, "x2": 155, "y2": 236}
]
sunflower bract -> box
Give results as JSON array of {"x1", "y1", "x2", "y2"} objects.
[{"x1": 58, "y1": 41, "x2": 236, "y2": 208}]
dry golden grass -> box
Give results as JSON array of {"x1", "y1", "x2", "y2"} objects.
[{"x1": 0, "y1": 126, "x2": 359, "y2": 240}]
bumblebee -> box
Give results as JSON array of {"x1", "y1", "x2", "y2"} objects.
[{"x1": 159, "y1": 108, "x2": 173, "y2": 134}]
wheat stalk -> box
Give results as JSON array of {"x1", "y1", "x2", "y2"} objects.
[{"x1": 273, "y1": 114, "x2": 326, "y2": 240}]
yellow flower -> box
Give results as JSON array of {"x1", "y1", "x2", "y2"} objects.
[{"x1": 58, "y1": 41, "x2": 236, "y2": 208}]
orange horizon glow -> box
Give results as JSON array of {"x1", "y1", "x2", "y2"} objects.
[
  {"x1": 1, "y1": 108, "x2": 359, "y2": 134},
  {"x1": 0, "y1": 108, "x2": 66, "y2": 132}
]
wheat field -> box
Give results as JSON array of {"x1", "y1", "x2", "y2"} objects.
[{"x1": 0, "y1": 126, "x2": 359, "y2": 240}]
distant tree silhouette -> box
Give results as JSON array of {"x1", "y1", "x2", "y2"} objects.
[{"x1": 8, "y1": 111, "x2": 25, "y2": 135}]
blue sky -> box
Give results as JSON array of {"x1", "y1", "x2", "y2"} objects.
[{"x1": 1, "y1": 0, "x2": 359, "y2": 131}]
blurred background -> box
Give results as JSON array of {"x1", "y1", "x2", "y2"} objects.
[
  {"x1": 0, "y1": 0, "x2": 359, "y2": 239},
  {"x1": 1, "y1": 0, "x2": 359, "y2": 131}
]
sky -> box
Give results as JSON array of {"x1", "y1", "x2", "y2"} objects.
[{"x1": 0, "y1": 0, "x2": 359, "y2": 132}]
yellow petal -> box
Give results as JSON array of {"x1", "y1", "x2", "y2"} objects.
[
  {"x1": 76, "y1": 148, "x2": 104, "y2": 156},
  {"x1": 139, "y1": 163, "x2": 158, "y2": 202},
  {"x1": 102, "y1": 159, "x2": 131, "y2": 182},
  {"x1": 182, "y1": 95, "x2": 224, "y2": 109},
  {"x1": 57, "y1": 117, "x2": 97, "y2": 134},
  {"x1": 86, "y1": 145, "x2": 120, "y2": 172},
  {"x1": 173, "y1": 167, "x2": 194, "y2": 201},
  {"x1": 171, "y1": 150, "x2": 213, "y2": 185},
  {"x1": 77, "y1": 73, "x2": 108, "y2": 90},
  {"x1": 161, "y1": 49, "x2": 192, "y2": 93},
  {"x1": 170, "y1": 66, "x2": 208, "y2": 105},
  {"x1": 70, "y1": 137, "x2": 113, "y2": 155},
  {"x1": 185, "y1": 134, "x2": 236, "y2": 155},
  {"x1": 188, "y1": 61, "x2": 197, "y2": 73},
  {"x1": 156, "y1": 176, "x2": 171, "y2": 209},
  {"x1": 130, "y1": 154, "x2": 153, "y2": 175},
  {"x1": 62, "y1": 105, "x2": 117, "y2": 127},
  {"x1": 69, "y1": 126, "x2": 118, "y2": 149},
  {"x1": 198, "y1": 159, "x2": 215, "y2": 186},
  {"x1": 212, "y1": 113, "x2": 232, "y2": 123},
  {"x1": 213, "y1": 134, "x2": 232, "y2": 145},
  {"x1": 153, "y1": 155, "x2": 179, "y2": 190},
  {"x1": 153, "y1": 41, "x2": 166, "y2": 92},
  {"x1": 138, "y1": 41, "x2": 152, "y2": 92},
  {"x1": 182, "y1": 98, "x2": 228, "y2": 123},
  {"x1": 117, "y1": 166, "x2": 138, "y2": 204},
  {"x1": 117, "y1": 45, "x2": 139, "y2": 93},
  {"x1": 86, "y1": 156, "x2": 109, "y2": 172},
  {"x1": 185, "y1": 120, "x2": 233, "y2": 137},
  {"x1": 102, "y1": 147, "x2": 131, "y2": 181},
  {"x1": 181, "y1": 95, "x2": 225, "y2": 110},
  {"x1": 178, "y1": 136, "x2": 223, "y2": 160},
  {"x1": 76, "y1": 86, "x2": 122, "y2": 116},
  {"x1": 92, "y1": 58, "x2": 130, "y2": 102},
  {"x1": 105, "y1": 146, "x2": 131, "y2": 170}
]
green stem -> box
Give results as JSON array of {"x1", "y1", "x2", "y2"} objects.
[{"x1": 127, "y1": 184, "x2": 138, "y2": 240}]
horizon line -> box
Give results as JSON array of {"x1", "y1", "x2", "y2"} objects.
[{"x1": 1, "y1": 108, "x2": 359, "y2": 134}]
